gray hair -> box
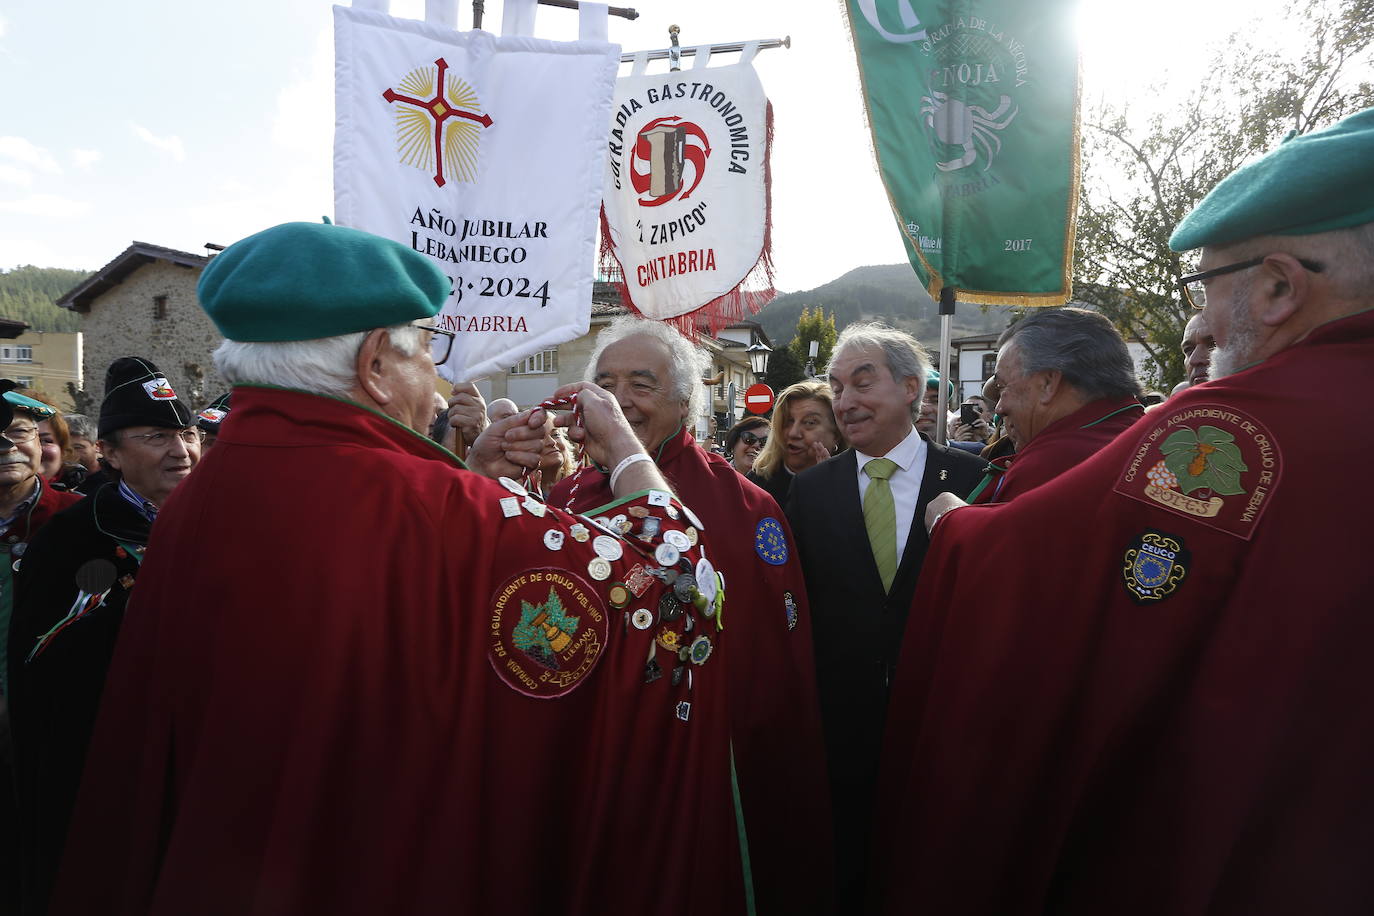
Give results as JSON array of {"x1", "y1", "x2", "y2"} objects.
[
  {"x1": 998, "y1": 308, "x2": 1141, "y2": 400},
  {"x1": 828, "y1": 321, "x2": 931, "y2": 419},
  {"x1": 1212, "y1": 221, "x2": 1374, "y2": 302},
  {"x1": 584, "y1": 316, "x2": 710, "y2": 420},
  {"x1": 214, "y1": 324, "x2": 424, "y2": 399},
  {"x1": 64, "y1": 413, "x2": 96, "y2": 441}
]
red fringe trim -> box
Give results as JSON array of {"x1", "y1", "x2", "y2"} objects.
[{"x1": 599, "y1": 100, "x2": 777, "y2": 342}]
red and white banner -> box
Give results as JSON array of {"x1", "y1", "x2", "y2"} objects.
[
  {"x1": 600, "y1": 44, "x2": 776, "y2": 336},
  {"x1": 334, "y1": 1, "x2": 619, "y2": 381}
]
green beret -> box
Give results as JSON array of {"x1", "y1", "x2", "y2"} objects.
[
  {"x1": 1170, "y1": 106, "x2": 1374, "y2": 251},
  {"x1": 197, "y1": 222, "x2": 448, "y2": 342},
  {"x1": 3, "y1": 391, "x2": 55, "y2": 420},
  {"x1": 926, "y1": 368, "x2": 955, "y2": 400}
]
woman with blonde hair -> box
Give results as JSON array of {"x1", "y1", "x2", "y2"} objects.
[{"x1": 747, "y1": 380, "x2": 845, "y2": 506}]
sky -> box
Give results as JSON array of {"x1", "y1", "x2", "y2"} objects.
[{"x1": 0, "y1": 0, "x2": 1290, "y2": 293}]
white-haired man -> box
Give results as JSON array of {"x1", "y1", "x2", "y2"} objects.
[
  {"x1": 550, "y1": 315, "x2": 835, "y2": 913},
  {"x1": 784, "y1": 321, "x2": 983, "y2": 904},
  {"x1": 53, "y1": 223, "x2": 762, "y2": 916},
  {"x1": 872, "y1": 107, "x2": 1374, "y2": 914}
]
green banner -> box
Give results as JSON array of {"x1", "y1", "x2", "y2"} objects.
[{"x1": 843, "y1": 0, "x2": 1081, "y2": 306}]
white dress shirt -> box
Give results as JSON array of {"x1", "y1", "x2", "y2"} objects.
[{"x1": 854, "y1": 425, "x2": 928, "y2": 565}]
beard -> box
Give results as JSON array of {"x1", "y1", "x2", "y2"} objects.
[{"x1": 1208, "y1": 283, "x2": 1263, "y2": 379}]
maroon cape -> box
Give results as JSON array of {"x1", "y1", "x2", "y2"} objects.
[
  {"x1": 970, "y1": 396, "x2": 1144, "y2": 504},
  {"x1": 872, "y1": 308, "x2": 1374, "y2": 915},
  {"x1": 551, "y1": 427, "x2": 834, "y2": 914},
  {"x1": 53, "y1": 388, "x2": 754, "y2": 915}
]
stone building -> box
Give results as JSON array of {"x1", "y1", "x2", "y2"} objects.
[{"x1": 57, "y1": 242, "x2": 220, "y2": 408}]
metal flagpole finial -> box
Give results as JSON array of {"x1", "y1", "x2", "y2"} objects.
[{"x1": 669, "y1": 24, "x2": 681, "y2": 71}]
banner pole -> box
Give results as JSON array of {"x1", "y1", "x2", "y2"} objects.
[
  {"x1": 473, "y1": 0, "x2": 638, "y2": 29},
  {"x1": 936, "y1": 286, "x2": 955, "y2": 445},
  {"x1": 622, "y1": 35, "x2": 790, "y2": 64}
]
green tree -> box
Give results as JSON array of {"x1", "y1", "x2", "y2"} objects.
[
  {"x1": 764, "y1": 344, "x2": 804, "y2": 391},
  {"x1": 0, "y1": 266, "x2": 87, "y2": 333},
  {"x1": 1074, "y1": 0, "x2": 1374, "y2": 388},
  {"x1": 787, "y1": 306, "x2": 839, "y2": 376}
]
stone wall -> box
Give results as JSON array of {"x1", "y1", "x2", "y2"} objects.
[{"x1": 79, "y1": 261, "x2": 225, "y2": 409}]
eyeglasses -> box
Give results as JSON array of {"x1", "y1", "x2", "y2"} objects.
[
  {"x1": 3, "y1": 425, "x2": 38, "y2": 444},
  {"x1": 124, "y1": 429, "x2": 205, "y2": 448},
  {"x1": 418, "y1": 325, "x2": 456, "y2": 366},
  {"x1": 740, "y1": 431, "x2": 768, "y2": 448},
  {"x1": 1179, "y1": 256, "x2": 1323, "y2": 309}
]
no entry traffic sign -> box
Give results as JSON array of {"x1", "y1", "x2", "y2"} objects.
[{"x1": 744, "y1": 383, "x2": 775, "y2": 415}]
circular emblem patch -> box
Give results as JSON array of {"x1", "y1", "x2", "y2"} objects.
[
  {"x1": 489, "y1": 569, "x2": 608, "y2": 699},
  {"x1": 754, "y1": 517, "x2": 789, "y2": 565}
]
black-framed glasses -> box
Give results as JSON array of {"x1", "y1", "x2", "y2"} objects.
[
  {"x1": 1179, "y1": 257, "x2": 1323, "y2": 310},
  {"x1": 125, "y1": 429, "x2": 205, "y2": 448},
  {"x1": 740, "y1": 431, "x2": 768, "y2": 448},
  {"x1": 418, "y1": 325, "x2": 456, "y2": 366}
]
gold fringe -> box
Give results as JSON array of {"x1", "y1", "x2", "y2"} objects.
[{"x1": 838, "y1": 0, "x2": 1083, "y2": 309}]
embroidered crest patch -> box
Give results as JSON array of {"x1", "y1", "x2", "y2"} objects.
[
  {"x1": 754, "y1": 517, "x2": 789, "y2": 565},
  {"x1": 141, "y1": 377, "x2": 177, "y2": 400},
  {"x1": 1113, "y1": 404, "x2": 1281, "y2": 540},
  {"x1": 783, "y1": 591, "x2": 798, "y2": 631},
  {"x1": 197, "y1": 407, "x2": 227, "y2": 423},
  {"x1": 1122, "y1": 530, "x2": 1190, "y2": 603},
  {"x1": 488, "y1": 569, "x2": 607, "y2": 699}
]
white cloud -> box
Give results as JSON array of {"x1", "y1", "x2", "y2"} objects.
[
  {"x1": 131, "y1": 123, "x2": 185, "y2": 161},
  {"x1": 0, "y1": 194, "x2": 92, "y2": 219},
  {"x1": 0, "y1": 164, "x2": 31, "y2": 187},
  {"x1": 0, "y1": 137, "x2": 60, "y2": 174},
  {"x1": 0, "y1": 14, "x2": 8, "y2": 39},
  {"x1": 272, "y1": 28, "x2": 334, "y2": 155},
  {"x1": 70, "y1": 149, "x2": 101, "y2": 170}
]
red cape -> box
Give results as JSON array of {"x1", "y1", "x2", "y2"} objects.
[
  {"x1": 971, "y1": 396, "x2": 1145, "y2": 503},
  {"x1": 551, "y1": 427, "x2": 834, "y2": 914},
  {"x1": 872, "y1": 308, "x2": 1374, "y2": 915},
  {"x1": 53, "y1": 389, "x2": 755, "y2": 915}
]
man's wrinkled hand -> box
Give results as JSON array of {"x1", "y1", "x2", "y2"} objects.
[
  {"x1": 447, "y1": 382, "x2": 488, "y2": 447},
  {"x1": 547, "y1": 382, "x2": 643, "y2": 470},
  {"x1": 467, "y1": 408, "x2": 549, "y2": 480},
  {"x1": 925, "y1": 491, "x2": 968, "y2": 534}
]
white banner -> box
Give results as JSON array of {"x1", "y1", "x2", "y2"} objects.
[
  {"x1": 335, "y1": 5, "x2": 619, "y2": 381},
  {"x1": 601, "y1": 44, "x2": 774, "y2": 328}
]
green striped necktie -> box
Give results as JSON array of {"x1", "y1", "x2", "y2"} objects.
[{"x1": 863, "y1": 457, "x2": 899, "y2": 593}]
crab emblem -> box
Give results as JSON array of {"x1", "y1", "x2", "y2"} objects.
[{"x1": 919, "y1": 92, "x2": 1019, "y2": 172}]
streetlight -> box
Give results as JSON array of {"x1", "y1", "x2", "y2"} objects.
[
  {"x1": 745, "y1": 341, "x2": 772, "y2": 381},
  {"x1": 805, "y1": 339, "x2": 819, "y2": 378}
]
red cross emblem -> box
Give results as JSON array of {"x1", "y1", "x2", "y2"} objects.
[{"x1": 383, "y1": 58, "x2": 493, "y2": 187}]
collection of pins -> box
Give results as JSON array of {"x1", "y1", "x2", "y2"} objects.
[{"x1": 495, "y1": 475, "x2": 721, "y2": 722}]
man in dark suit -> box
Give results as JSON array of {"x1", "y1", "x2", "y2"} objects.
[{"x1": 786, "y1": 321, "x2": 983, "y2": 907}]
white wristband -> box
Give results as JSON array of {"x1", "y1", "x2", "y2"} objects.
[{"x1": 609, "y1": 452, "x2": 653, "y2": 490}]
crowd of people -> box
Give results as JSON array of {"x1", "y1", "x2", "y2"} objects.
[{"x1": 0, "y1": 107, "x2": 1369, "y2": 915}]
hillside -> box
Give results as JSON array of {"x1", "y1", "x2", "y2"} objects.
[
  {"x1": 0, "y1": 266, "x2": 88, "y2": 333},
  {"x1": 755, "y1": 264, "x2": 1010, "y2": 346}
]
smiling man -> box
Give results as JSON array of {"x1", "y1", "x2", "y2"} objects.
[
  {"x1": 784, "y1": 321, "x2": 982, "y2": 906},
  {"x1": 550, "y1": 315, "x2": 836, "y2": 914},
  {"x1": 7, "y1": 356, "x2": 198, "y2": 915}
]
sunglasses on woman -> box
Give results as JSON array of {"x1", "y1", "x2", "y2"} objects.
[{"x1": 740, "y1": 431, "x2": 768, "y2": 448}]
